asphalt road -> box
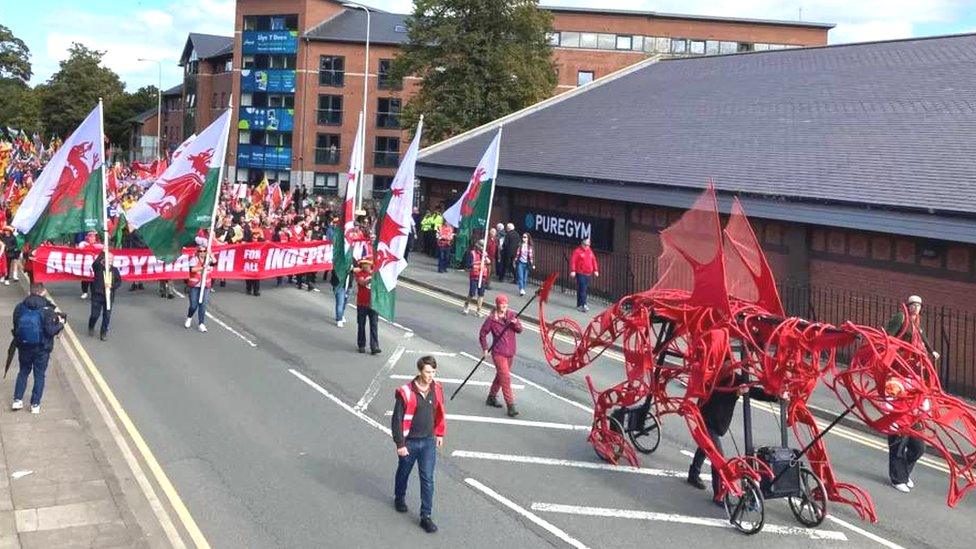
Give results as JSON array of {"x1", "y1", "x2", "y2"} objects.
[{"x1": 36, "y1": 274, "x2": 976, "y2": 548}]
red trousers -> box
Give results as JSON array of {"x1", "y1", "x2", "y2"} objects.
[{"x1": 489, "y1": 354, "x2": 515, "y2": 404}]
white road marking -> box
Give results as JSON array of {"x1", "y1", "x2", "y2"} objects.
[
  {"x1": 383, "y1": 411, "x2": 590, "y2": 431},
  {"x1": 355, "y1": 346, "x2": 406, "y2": 412},
  {"x1": 404, "y1": 350, "x2": 458, "y2": 357},
  {"x1": 531, "y1": 502, "x2": 848, "y2": 541},
  {"x1": 171, "y1": 288, "x2": 258, "y2": 347},
  {"x1": 10, "y1": 470, "x2": 33, "y2": 479},
  {"x1": 826, "y1": 515, "x2": 906, "y2": 549},
  {"x1": 459, "y1": 351, "x2": 593, "y2": 414},
  {"x1": 452, "y1": 450, "x2": 710, "y2": 480},
  {"x1": 465, "y1": 478, "x2": 590, "y2": 549},
  {"x1": 390, "y1": 374, "x2": 525, "y2": 389},
  {"x1": 290, "y1": 369, "x2": 391, "y2": 436},
  {"x1": 680, "y1": 449, "x2": 709, "y2": 464}
]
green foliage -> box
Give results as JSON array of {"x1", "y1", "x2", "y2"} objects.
[
  {"x1": 0, "y1": 24, "x2": 32, "y2": 83},
  {"x1": 392, "y1": 0, "x2": 557, "y2": 144},
  {"x1": 39, "y1": 43, "x2": 125, "y2": 138},
  {"x1": 0, "y1": 78, "x2": 40, "y2": 130},
  {"x1": 105, "y1": 85, "x2": 158, "y2": 150}
]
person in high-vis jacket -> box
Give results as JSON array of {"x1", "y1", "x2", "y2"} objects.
[{"x1": 391, "y1": 356, "x2": 446, "y2": 533}]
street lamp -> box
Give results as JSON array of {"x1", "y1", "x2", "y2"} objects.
[
  {"x1": 138, "y1": 58, "x2": 163, "y2": 162},
  {"x1": 342, "y1": 2, "x2": 370, "y2": 208}
]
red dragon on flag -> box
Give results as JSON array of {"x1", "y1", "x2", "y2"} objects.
[
  {"x1": 460, "y1": 167, "x2": 486, "y2": 217},
  {"x1": 146, "y1": 148, "x2": 213, "y2": 229},
  {"x1": 47, "y1": 141, "x2": 97, "y2": 215}
]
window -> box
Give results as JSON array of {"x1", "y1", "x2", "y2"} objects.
[
  {"x1": 269, "y1": 55, "x2": 295, "y2": 69},
  {"x1": 243, "y1": 16, "x2": 258, "y2": 31},
  {"x1": 236, "y1": 168, "x2": 249, "y2": 182},
  {"x1": 238, "y1": 130, "x2": 251, "y2": 144},
  {"x1": 580, "y1": 32, "x2": 598, "y2": 49},
  {"x1": 224, "y1": 59, "x2": 233, "y2": 72},
  {"x1": 671, "y1": 39, "x2": 687, "y2": 54},
  {"x1": 704, "y1": 40, "x2": 719, "y2": 55},
  {"x1": 265, "y1": 132, "x2": 292, "y2": 147},
  {"x1": 737, "y1": 42, "x2": 754, "y2": 52},
  {"x1": 313, "y1": 172, "x2": 339, "y2": 195},
  {"x1": 630, "y1": 36, "x2": 643, "y2": 52},
  {"x1": 598, "y1": 34, "x2": 615, "y2": 50},
  {"x1": 186, "y1": 93, "x2": 196, "y2": 107},
  {"x1": 374, "y1": 137, "x2": 399, "y2": 168},
  {"x1": 691, "y1": 40, "x2": 706, "y2": 55},
  {"x1": 720, "y1": 41, "x2": 738, "y2": 54},
  {"x1": 394, "y1": 24, "x2": 408, "y2": 33},
  {"x1": 653, "y1": 37, "x2": 670, "y2": 53},
  {"x1": 754, "y1": 43, "x2": 770, "y2": 51},
  {"x1": 372, "y1": 176, "x2": 394, "y2": 199},
  {"x1": 241, "y1": 93, "x2": 253, "y2": 107},
  {"x1": 186, "y1": 60, "x2": 199, "y2": 74},
  {"x1": 560, "y1": 31, "x2": 580, "y2": 48},
  {"x1": 319, "y1": 55, "x2": 344, "y2": 87},
  {"x1": 317, "y1": 95, "x2": 342, "y2": 125},
  {"x1": 547, "y1": 32, "x2": 560, "y2": 46},
  {"x1": 315, "y1": 134, "x2": 340, "y2": 165},
  {"x1": 377, "y1": 98, "x2": 401, "y2": 128},
  {"x1": 243, "y1": 55, "x2": 256, "y2": 69},
  {"x1": 378, "y1": 59, "x2": 401, "y2": 90},
  {"x1": 615, "y1": 35, "x2": 632, "y2": 50},
  {"x1": 268, "y1": 94, "x2": 295, "y2": 108},
  {"x1": 577, "y1": 70, "x2": 594, "y2": 86}
]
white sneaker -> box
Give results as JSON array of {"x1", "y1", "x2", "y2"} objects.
[
  {"x1": 893, "y1": 483, "x2": 910, "y2": 493},
  {"x1": 519, "y1": 289, "x2": 525, "y2": 296},
  {"x1": 907, "y1": 478, "x2": 915, "y2": 489},
  {"x1": 198, "y1": 324, "x2": 208, "y2": 333},
  {"x1": 29, "y1": 404, "x2": 40, "y2": 414},
  {"x1": 12, "y1": 273, "x2": 18, "y2": 281},
  {"x1": 461, "y1": 308, "x2": 468, "y2": 315},
  {"x1": 11, "y1": 400, "x2": 23, "y2": 411},
  {"x1": 3, "y1": 280, "x2": 9, "y2": 286},
  {"x1": 184, "y1": 317, "x2": 193, "y2": 329},
  {"x1": 80, "y1": 292, "x2": 89, "y2": 299},
  {"x1": 336, "y1": 319, "x2": 345, "y2": 328}
]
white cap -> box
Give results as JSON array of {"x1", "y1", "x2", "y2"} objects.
[{"x1": 907, "y1": 295, "x2": 923, "y2": 305}]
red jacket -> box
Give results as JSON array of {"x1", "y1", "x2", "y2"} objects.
[
  {"x1": 469, "y1": 249, "x2": 490, "y2": 279},
  {"x1": 479, "y1": 310, "x2": 523, "y2": 358},
  {"x1": 570, "y1": 246, "x2": 599, "y2": 275},
  {"x1": 396, "y1": 381, "x2": 446, "y2": 439},
  {"x1": 355, "y1": 269, "x2": 371, "y2": 307}
]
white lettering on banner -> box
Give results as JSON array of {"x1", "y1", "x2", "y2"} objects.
[
  {"x1": 46, "y1": 251, "x2": 63, "y2": 274},
  {"x1": 217, "y1": 250, "x2": 235, "y2": 272},
  {"x1": 64, "y1": 253, "x2": 85, "y2": 276},
  {"x1": 244, "y1": 249, "x2": 261, "y2": 260},
  {"x1": 173, "y1": 255, "x2": 190, "y2": 273},
  {"x1": 114, "y1": 255, "x2": 130, "y2": 276},
  {"x1": 266, "y1": 249, "x2": 285, "y2": 270},
  {"x1": 130, "y1": 254, "x2": 149, "y2": 275}
]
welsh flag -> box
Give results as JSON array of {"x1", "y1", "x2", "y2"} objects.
[
  {"x1": 333, "y1": 111, "x2": 365, "y2": 286},
  {"x1": 372, "y1": 118, "x2": 422, "y2": 320},
  {"x1": 12, "y1": 103, "x2": 104, "y2": 245},
  {"x1": 444, "y1": 129, "x2": 501, "y2": 264},
  {"x1": 128, "y1": 109, "x2": 231, "y2": 261}
]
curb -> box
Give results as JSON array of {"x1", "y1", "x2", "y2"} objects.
[{"x1": 400, "y1": 272, "x2": 948, "y2": 462}]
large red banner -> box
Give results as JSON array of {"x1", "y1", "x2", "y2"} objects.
[{"x1": 30, "y1": 241, "x2": 334, "y2": 282}]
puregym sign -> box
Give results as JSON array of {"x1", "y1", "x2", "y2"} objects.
[{"x1": 515, "y1": 207, "x2": 614, "y2": 252}]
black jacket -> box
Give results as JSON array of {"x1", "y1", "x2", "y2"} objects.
[
  {"x1": 502, "y1": 230, "x2": 521, "y2": 258},
  {"x1": 701, "y1": 373, "x2": 778, "y2": 436},
  {"x1": 90, "y1": 256, "x2": 122, "y2": 301}
]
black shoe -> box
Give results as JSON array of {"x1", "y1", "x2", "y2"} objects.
[
  {"x1": 246, "y1": 289, "x2": 252, "y2": 295},
  {"x1": 254, "y1": 291, "x2": 260, "y2": 297},
  {"x1": 506, "y1": 404, "x2": 519, "y2": 417},
  {"x1": 419, "y1": 517, "x2": 438, "y2": 533},
  {"x1": 486, "y1": 395, "x2": 503, "y2": 408},
  {"x1": 87, "y1": 326, "x2": 95, "y2": 337},
  {"x1": 687, "y1": 476, "x2": 706, "y2": 490},
  {"x1": 219, "y1": 281, "x2": 226, "y2": 287},
  {"x1": 167, "y1": 293, "x2": 174, "y2": 299},
  {"x1": 129, "y1": 285, "x2": 138, "y2": 292},
  {"x1": 394, "y1": 499, "x2": 408, "y2": 513},
  {"x1": 99, "y1": 332, "x2": 107, "y2": 341},
  {"x1": 370, "y1": 348, "x2": 382, "y2": 355},
  {"x1": 358, "y1": 347, "x2": 366, "y2": 354},
  {"x1": 713, "y1": 498, "x2": 725, "y2": 508}
]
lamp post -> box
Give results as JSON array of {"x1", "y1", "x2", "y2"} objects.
[
  {"x1": 138, "y1": 58, "x2": 163, "y2": 161},
  {"x1": 342, "y1": 2, "x2": 370, "y2": 209}
]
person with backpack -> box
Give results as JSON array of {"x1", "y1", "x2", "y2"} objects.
[
  {"x1": 12, "y1": 283, "x2": 65, "y2": 414},
  {"x1": 87, "y1": 252, "x2": 122, "y2": 341}
]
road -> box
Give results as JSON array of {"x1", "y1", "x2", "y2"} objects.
[{"x1": 38, "y1": 273, "x2": 975, "y2": 548}]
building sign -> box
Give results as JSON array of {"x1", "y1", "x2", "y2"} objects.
[
  {"x1": 241, "y1": 70, "x2": 296, "y2": 93},
  {"x1": 242, "y1": 31, "x2": 298, "y2": 54},
  {"x1": 238, "y1": 107, "x2": 294, "y2": 132},
  {"x1": 515, "y1": 207, "x2": 614, "y2": 252},
  {"x1": 237, "y1": 145, "x2": 292, "y2": 170}
]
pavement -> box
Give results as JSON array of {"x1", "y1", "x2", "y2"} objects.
[{"x1": 1, "y1": 257, "x2": 972, "y2": 548}]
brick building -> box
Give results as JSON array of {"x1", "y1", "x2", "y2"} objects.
[
  {"x1": 127, "y1": 108, "x2": 160, "y2": 162},
  {"x1": 178, "y1": 33, "x2": 234, "y2": 142},
  {"x1": 415, "y1": 33, "x2": 976, "y2": 396},
  {"x1": 161, "y1": 84, "x2": 184, "y2": 155},
  {"x1": 223, "y1": 0, "x2": 830, "y2": 196}
]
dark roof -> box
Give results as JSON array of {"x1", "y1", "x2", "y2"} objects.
[
  {"x1": 417, "y1": 33, "x2": 976, "y2": 243},
  {"x1": 162, "y1": 83, "x2": 183, "y2": 96},
  {"x1": 128, "y1": 108, "x2": 158, "y2": 125},
  {"x1": 541, "y1": 5, "x2": 835, "y2": 29},
  {"x1": 179, "y1": 33, "x2": 233, "y2": 65},
  {"x1": 305, "y1": 10, "x2": 410, "y2": 45}
]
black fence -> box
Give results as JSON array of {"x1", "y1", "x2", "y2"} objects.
[{"x1": 526, "y1": 251, "x2": 976, "y2": 399}]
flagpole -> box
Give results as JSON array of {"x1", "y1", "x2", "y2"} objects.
[
  {"x1": 198, "y1": 104, "x2": 233, "y2": 303},
  {"x1": 476, "y1": 127, "x2": 502, "y2": 291},
  {"x1": 98, "y1": 98, "x2": 113, "y2": 311}
]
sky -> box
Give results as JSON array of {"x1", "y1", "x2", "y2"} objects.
[{"x1": 3, "y1": 0, "x2": 976, "y2": 91}]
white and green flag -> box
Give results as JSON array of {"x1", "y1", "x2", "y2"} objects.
[
  {"x1": 128, "y1": 110, "x2": 231, "y2": 261},
  {"x1": 443, "y1": 129, "x2": 501, "y2": 264},
  {"x1": 371, "y1": 118, "x2": 423, "y2": 320},
  {"x1": 12, "y1": 103, "x2": 104, "y2": 245},
  {"x1": 333, "y1": 112, "x2": 365, "y2": 285}
]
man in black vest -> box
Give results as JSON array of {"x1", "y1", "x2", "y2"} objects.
[{"x1": 88, "y1": 252, "x2": 122, "y2": 341}]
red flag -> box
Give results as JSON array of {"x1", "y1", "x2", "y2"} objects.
[{"x1": 270, "y1": 183, "x2": 284, "y2": 211}]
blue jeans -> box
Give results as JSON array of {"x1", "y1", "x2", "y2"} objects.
[
  {"x1": 14, "y1": 346, "x2": 50, "y2": 406},
  {"x1": 395, "y1": 436, "x2": 437, "y2": 517},
  {"x1": 576, "y1": 274, "x2": 591, "y2": 308},
  {"x1": 187, "y1": 287, "x2": 210, "y2": 324},
  {"x1": 333, "y1": 284, "x2": 348, "y2": 321},
  {"x1": 516, "y1": 261, "x2": 530, "y2": 292},
  {"x1": 436, "y1": 246, "x2": 450, "y2": 272}
]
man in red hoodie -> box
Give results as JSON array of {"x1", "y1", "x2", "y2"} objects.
[{"x1": 569, "y1": 238, "x2": 599, "y2": 312}]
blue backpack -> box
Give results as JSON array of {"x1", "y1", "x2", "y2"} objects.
[{"x1": 15, "y1": 307, "x2": 44, "y2": 346}]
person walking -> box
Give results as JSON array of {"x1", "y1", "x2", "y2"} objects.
[
  {"x1": 11, "y1": 283, "x2": 65, "y2": 414},
  {"x1": 884, "y1": 294, "x2": 937, "y2": 493},
  {"x1": 494, "y1": 223, "x2": 506, "y2": 281},
  {"x1": 244, "y1": 220, "x2": 264, "y2": 296},
  {"x1": 330, "y1": 269, "x2": 348, "y2": 328},
  {"x1": 569, "y1": 238, "x2": 599, "y2": 312},
  {"x1": 77, "y1": 230, "x2": 102, "y2": 299},
  {"x1": 501, "y1": 223, "x2": 520, "y2": 283},
  {"x1": 391, "y1": 355, "x2": 446, "y2": 534},
  {"x1": 354, "y1": 257, "x2": 380, "y2": 354},
  {"x1": 185, "y1": 246, "x2": 215, "y2": 333},
  {"x1": 483, "y1": 227, "x2": 498, "y2": 290},
  {"x1": 435, "y1": 223, "x2": 454, "y2": 273},
  {"x1": 479, "y1": 294, "x2": 524, "y2": 417},
  {"x1": 462, "y1": 240, "x2": 490, "y2": 316},
  {"x1": 514, "y1": 233, "x2": 535, "y2": 296},
  {"x1": 87, "y1": 252, "x2": 121, "y2": 341},
  {"x1": 1, "y1": 226, "x2": 20, "y2": 284}
]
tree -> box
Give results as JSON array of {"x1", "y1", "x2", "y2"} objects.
[
  {"x1": 40, "y1": 43, "x2": 125, "y2": 138},
  {"x1": 392, "y1": 0, "x2": 557, "y2": 143},
  {"x1": 0, "y1": 24, "x2": 39, "y2": 131},
  {"x1": 105, "y1": 85, "x2": 158, "y2": 151},
  {"x1": 0, "y1": 24, "x2": 31, "y2": 83}
]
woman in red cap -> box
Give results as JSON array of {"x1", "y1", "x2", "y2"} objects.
[{"x1": 479, "y1": 293, "x2": 523, "y2": 417}]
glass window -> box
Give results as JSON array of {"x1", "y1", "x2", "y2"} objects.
[
  {"x1": 737, "y1": 42, "x2": 754, "y2": 52},
  {"x1": 224, "y1": 59, "x2": 233, "y2": 72},
  {"x1": 268, "y1": 94, "x2": 294, "y2": 108},
  {"x1": 315, "y1": 134, "x2": 340, "y2": 165},
  {"x1": 631, "y1": 36, "x2": 643, "y2": 51},
  {"x1": 704, "y1": 40, "x2": 719, "y2": 55},
  {"x1": 265, "y1": 132, "x2": 292, "y2": 147},
  {"x1": 671, "y1": 39, "x2": 687, "y2": 54},
  {"x1": 269, "y1": 55, "x2": 295, "y2": 69},
  {"x1": 317, "y1": 95, "x2": 342, "y2": 125},
  {"x1": 654, "y1": 37, "x2": 670, "y2": 53},
  {"x1": 236, "y1": 168, "x2": 249, "y2": 182},
  {"x1": 754, "y1": 43, "x2": 770, "y2": 51},
  {"x1": 560, "y1": 31, "x2": 580, "y2": 48},
  {"x1": 378, "y1": 59, "x2": 401, "y2": 90},
  {"x1": 720, "y1": 41, "x2": 737, "y2": 54},
  {"x1": 547, "y1": 32, "x2": 559, "y2": 46},
  {"x1": 579, "y1": 32, "x2": 598, "y2": 49},
  {"x1": 577, "y1": 70, "x2": 594, "y2": 86},
  {"x1": 242, "y1": 55, "x2": 255, "y2": 69},
  {"x1": 377, "y1": 98, "x2": 401, "y2": 129},
  {"x1": 598, "y1": 34, "x2": 616, "y2": 50},
  {"x1": 372, "y1": 176, "x2": 394, "y2": 199},
  {"x1": 313, "y1": 173, "x2": 339, "y2": 195},
  {"x1": 691, "y1": 40, "x2": 707, "y2": 55},
  {"x1": 767, "y1": 44, "x2": 785, "y2": 50},
  {"x1": 238, "y1": 130, "x2": 250, "y2": 145},
  {"x1": 616, "y1": 35, "x2": 632, "y2": 50},
  {"x1": 270, "y1": 16, "x2": 286, "y2": 31},
  {"x1": 319, "y1": 55, "x2": 344, "y2": 87},
  {"x1": 374, "y1": 137, "x2": 400, "y2": 168},
  {"x1": 243, "y1": 16, "x2": 258, "y2": 31}
]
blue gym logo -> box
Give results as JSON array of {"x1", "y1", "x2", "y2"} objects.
[{"x1": 524, "y1": 213, "x2": 535, "y2": 230}]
